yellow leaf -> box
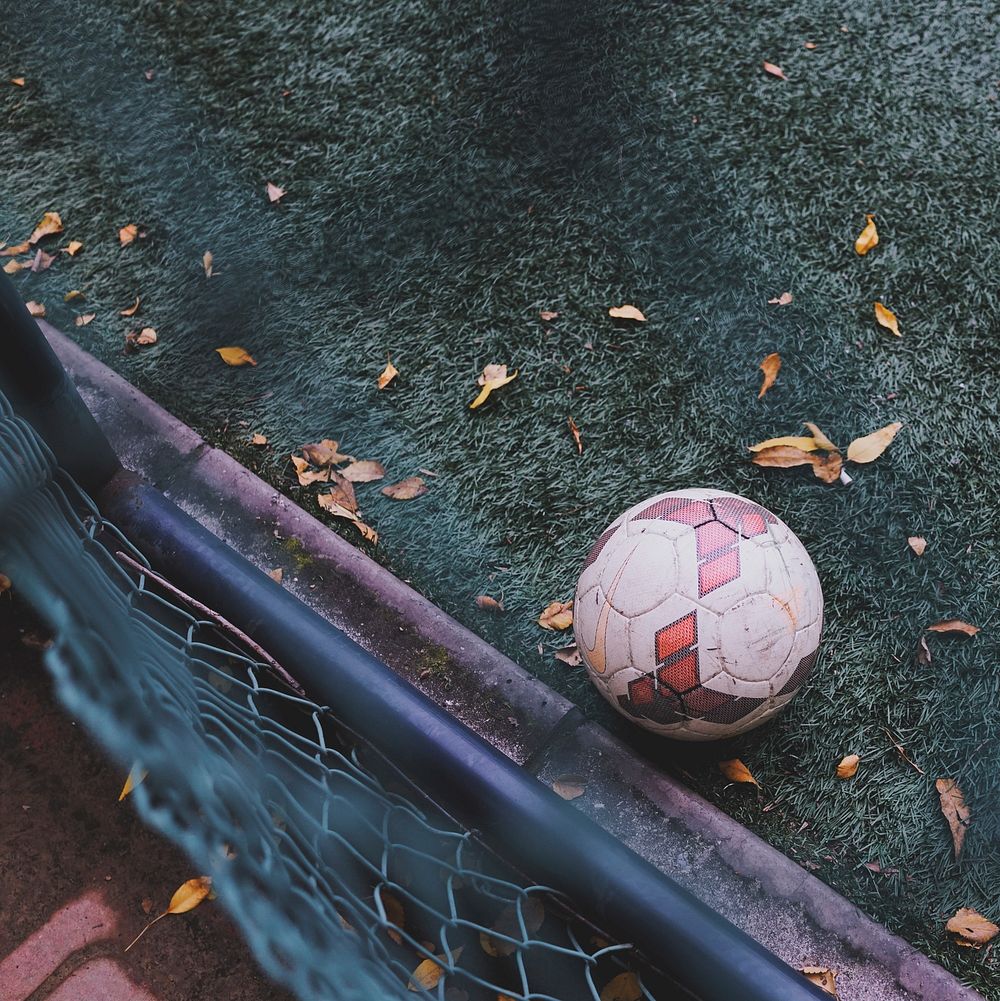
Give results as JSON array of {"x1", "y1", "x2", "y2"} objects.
[
  {"x1": 538, "y1": 600, "x2": 573, "y2": 630},
  {"x1": 118, "y1": 764, "x2": 147, "y2": 801},
  {"x1": 10, "y1": 77, "x2": 25, "y2": 87},
  {"x1": 846, "y1": 422, "x2": 902, "y2": 463},
  {"x1": 75, "y1": 313, "x2": 96, "y2": 327},
  {"x1": 64, "y1": 289, "x2": 85, "y2": 301},
  {"x1": 600, "y1": 971, "x2": 642, "y2": 1001},
  {"x1": 3, "y1": 259, "x2": 25, "y2": 274},
  {"x1": 119, "y1": 224, "x2": 138, "y2": 246},
  {"x1": 215, "y1": 346, "x2": 257, "y2": 366},
  {"x1": 1, "y1": 242, "x2": 31, "y2": 256},
  {"x1": 718, "y1": 759, "x2": 759, "y2": 787},
  {"x1": 341, "y1": 459, "x2": 386, "y2": 482},
  {"x1": 567, "y1": 415, "x2": 583, "y2": 454},
  {"x1": 748, "y1": 435, "x2": 818, "y2": 453},
  {"x1": 855, "y1": 214, "x2": 879, "y2": 255},
  {"x1": 381, "y1": 476, "x2": 428, "y2": 500},
  {"x1": 762, "y1": 61, "x2": 787, "y2": 79},
  {"x1": 408, "y1": 957, "x2": 444, "y2": 992},
  {"x1": 167, "y1": 876, "x2": 212, "y2": 914},
  {"x1": 800, "y1": 967, "x2": 839, "y2": 996},
  {"x1": 552, "y1": 775, "x2": 586, "y2": 800},
  {"x1": 757, "y1": 352, "x2": 781, "y2": 398},
  {"x1": 836, "y1": 754, "x2": 860, "y2": 779},
  {"x1": 927, "y1": 619, "x2": 979, "y2": 636},
  {"x1": 291, "y1": 455, "x2": 330, "y2": 486},
  {"x1": 470, "y1": 365, "x2": 519, "y2": 409},
  {"x1": 936, "y1": 778, "x2": 971, "y2": 859},
  {"x1": 479, "y1": 898, "x2": 544, "y2": 958},
  {"x1": 608, "y1": 304, "x2": 646, "y2": 321},
  {"x1": 907, "y1": 536, "x2": 927, "y2": 556},
  {"x1": 377, "y1": 357, "x2": 399, "y2": 389},
  {"x1": 802, "y1": 422, "x2": 840, "y2": 452},
  {"x1": 251, "y1": 433, "x2": 268, "y2": 445},
  {"x1": 946, "y1": 908, "x2": 998, "y2": 948},
  {"x1": 29, "y1": 211, "x2": 63, "y2": 244},
  {"x1": 203, "y1": 250, "x2": 213, "y2": 278},
  {"x1": 874, "y1": 301, "x2": 900, "y2": 336},
  {"x1": 65, "y1": 240, "x2": 83, "y2": 256},
  {"x1": 120, "y1": 296, "x2": 141, "y2": 317},
  {"x1": 266, "y1": 182, "x2": 286, "y2": 203},
  {"x1": 475, "y1": 595, "x2": 505, "y2": 612},
  {"x1": 25, "y1": 300, "x2": 45, "y2": 317},
  {"x1": 767, "y1": 292, "x2": 793, "y2": 305}
]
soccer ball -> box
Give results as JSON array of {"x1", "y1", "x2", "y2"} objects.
[{"x1": 573, "y1": 489, "x2": 822, "y2": 741}]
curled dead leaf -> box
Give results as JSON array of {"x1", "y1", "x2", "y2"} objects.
[
  {"x1": 538, "y1": 601, "x2": 573, "y2": 630},
  {"x1": 600, "y1": 971, "x2": 642, "y2": 1001},
  {"x1": 751, "y1": 445, "x2": 842, "y2": 483},
  {"x1": 554, "y1": 644, "x2": 582, "y2": 667},
  {"x1": 803, "y1": 422, "x2": 839, "y2": 452},
  {"x1": 916, "y1": 635, "x2": 932, "y2": 666},
  {"x1": 65, "y1": 240, "x2": 83, "y2": 256},
  {"x1": 540, "y1": 310, "x2": 559, "y2": 321},
  {"x1": 120, "y1": 296, "x2": 141, "y2": 317},
  {"x1": 75, "y1": 313, "x2": 96, "y2": 327},
  {"x1": 475, "y1": 595, "x2": 505, "y2": 612},
  {"x1": 846, "y1": 422, "x2": 902, "y2": 463},
  {"x1": 215, "y1": 346, "x2": 257, "y2": 366},
  {"x1": 251, "y1": 433, "x2": 268, "y2": 445},
  {"x1": 767, "y1": 292, "x2": 793, "y2": 306},
  {"x1": 341, "y1": 459, "x2": 386, "y2": 482},
  {"x1": 29, "y1": 211, "x2": 63, "y2": 244},
  {"x1": 291, "y1": 455, "x2": 329, "y2": 486},
  {"x1": 377, "y1": 357, "x2": 398, "y2": 390},
  {"x1": 567, "y1": 416, "x2": 583, "y2": 454},
  {"x1": 907, "y1": 536, "x2": 927, "y2": 556},
  {"x1": 946, "y1": 908, "x2": 998, "y2": 948},
  {"x1": 134, "y1": 328, "x2": 157, "y2": 346},
  {"x1": 26, "y1": 301, "x2": 45, "y2": 317},
  {"x1": 266, "y1": 182, "x2": 286, "y2": 203},
  {"x1": 480, "y1": 898, "x2": 544, "y2": 958},
  {"x1": 1, "y1": 242, "x2": 30, "y2": 257},
  {"x1": 552, "y1": 775, "x2": 586, "y2": 800},
  {"x1": 470, "y1": 364, "x2": 519, "y2": 409},
  {"x1": 855, "y1": 214, "x2": 879, "y2": 256},
  {"x1": 800, "y1": 967, "x2": 838, "y2": 996},
  {"x1": 757, "y1": 352, "x2": 781, "y2": 398},
  {"x1": 119, "y1": 224, "x2": 138, "y2": 246},
  {"x1": 836, "y1": 754, "x2": 860, "y2": 780},
  {"x1": 927, "y1": 620, "x2": 980, "y2": 637},
  {"x1": 64, "y1": 289, "x2": 84, "y2": 301},
  {"x1": 301, "y1": 439, "x2": 351, "y2": 466},
  {"x1": 608, "y1": 304, "x2": 646, "y2": 322},
  {"x1": 382, "y1": 476, "x2": 427, "y2": 500},
  {"x1": 719, "y1": 759, "x2": 759, "y2": 787},
  {"x1": 936, "y1": 778, "x2": 970, "y2": 859},
  {"x1": 874, "y1": 301, "x2": 900, "y2": 336},
  {"x1": 353, "y1": 520, "x2": 379, "y2": 544},
  {"x1": 762, "y1": 61, "x2": 787, "y2": 79}
]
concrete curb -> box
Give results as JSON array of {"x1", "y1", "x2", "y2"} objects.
[{"x1": 42, "y1": 323, "x2": 984, "y2": 1001}]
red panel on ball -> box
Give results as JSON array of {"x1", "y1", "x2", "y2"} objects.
[
  {"x1": 657, "y1": 650, "x2": 699, "y2": 694},
  {"x1": 698, "y1": 549, "x2": 741, "y2": 595},
  {"x1": 694, "y1": 520, "x2": 737, "y2": 558},
  {"x1": 654, "y1": 611, "x2": 697, "y2": 663}
]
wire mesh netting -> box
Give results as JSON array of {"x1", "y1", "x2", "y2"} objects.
[{"x1": 0, "y1": 389, "x2": 683, "y2": 1001}]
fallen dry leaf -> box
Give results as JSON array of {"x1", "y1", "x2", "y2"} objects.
[
  {"x1": 475, "y1": 595, "x2": 505, "y2": 612},
  {"x1": 215, "y1": 346, "x2": 257, "y2": 366},
  {"x1": 29, "y1": 211, "x2": 63, "y2": 244},
  {"x1": 0, "y1": 572, "x2": 10, "y2": 593},
  {"x1": 10, "y1": 77, "x2": 25, "y2": 87},
  {"x1": 125, "y1": 876, "x2": 212, "y2": 952},
  {"x1": 266, "y1": 182, "x2": 286, "y2": 203},
  {"x1": 874, "y1": 301, "x2": 900, "y2": 336},
  {"x1": 65, "y1": 240, "x2": 83, "y2": 256},
  {"x1": 758, "y1": 352, "x2": 781, "y2": 398},
  {"x1": 800, "y1": 967, "x2": 838, "y2": 996},
  {"x1": 202, "y1": 250, "x2": 213, "y2": 278},
  {"x1": 846, "y1": 422, "x2": 902, "y2": 463},
  {"x1": 600, "y1": 971, "x2": 642, "y2": 1001},
  {"x1": 916, "y1": 634, "x2": 932, "y2": 666},
  {"x1": 3, "y1": 259, "x2": 25, "y2": 274},
  {"x1": 64, "y1": 289, "x2": 84, "y2": 301},
  {"x1": 480, "y1": 898, "x2": 544, "y2": 958},
  {"x1": 767, "y1": 292, "x2": 793, "y2": 306},
  {"x1": 382, "y1": 476, "x2": 427, "y2": 500},
  {"x1": 31, "y1": 249, "x2": 55, "y2": 272},
  {"x1": 552, "y1": 775, "x2": 586, "y2": 800},
  {"x1": 608, "y1": 304, "x2": 646, "y2": 322},
  {"x1": 946, "y1": 908, "x2": 998, "y2": 948},
  {"x1": 377, "y1": 357, "x2": 398, "y2": 390},
  {"x1": 802, "y1": 422, "x2": 840, "y2": 451},
  {"x1": 136, "y1": 328, "x2": 157, "y2": 346},
  {"x1": 291, "y1": 455, "x2": 330, "y2": 486},
  {"x1": 567, "y1": 416, "x2": 583, "y2": 454},
  {"x1": 25, "y1": 301, "x2": 45, "y2": 317},
  {"x1": 836, "y1": 754, "x2": 860, "y2": 780},
  {"x1": 907, "y1": 536, "x2": 927, "y2": 556},
  {"x1": 855, "y1": 214, "x2": 879, "y2": 256},
  {"x1": 353, "y1": 520, "x2": 378, "y2": 544},
  {"x1": 118, "y1": 764, "x2": 147, "y2": 801},
  {"x1": 317, "y1": 494, "x2": 356, "y2": 520},
  {"x1": 341, "y1": 459, "x2": 386, "y2": 482},
  {"x1": 119, "y1": 224, "x2": 138, "y2": 246},
  {"x1": 325, "y1": 471, "x2": 358, "y2": 512},
  {"x1": 1, "y1": 242, "x2": 30, "y2": 256},
  {"x1": 554, "y1": 644, "x2": 582, "y2": 667},
  {"x1": 470, "y1": 364, "x2": 519, "y2": 409},
  {"x1": 408, "y1": 957, "x2": 445, "y2": 992},
  {"x1": 75, "y1": 313, "x2": 96, "y2": 327},
  {"x1": 752, "y1": 445, "x2": 842, "y2": 483},
  {"x1": 719, "y1": 759, "x2": 759, "y2": 787},
  {"x1": 301, "y1": 439, "x2": 351, "y2": 466},
  {"x1": 378, "y1": 888, "x2": 405, "y2": 944},
  {"x1": 251, "y1": 433, "x2": 268, "y2": 446},
  {"x1": 540, "y1": 310, "x2": 559, "y2": 321},
  {"x1": 804, "y1": 41, "x2": 817, "y2": 49},
  {"x1": 268, "y1": 567, "x2": 283, "y2": 583},
  {"x1": 928, "y1": 620, "x2": 980, "y2": 637},
  {"x1": 748, "y1": 435, "x2": 818, "y2": 452},
  {"x1": 538, "y1": 601, "x2": 573, "y2": 630},
  {"x1": 120, "y1": 296, "x2": 141, "y2": 317},
  {"x1": 763, "y1": 61, "x2": 787, "y2": 79},
  {"x1": 936, "y1": 778, "x2": 970, "y2": 858}
]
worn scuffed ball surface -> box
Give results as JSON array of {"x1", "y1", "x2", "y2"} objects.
[{"x1": 573, "y1": 489, "x2": 822, "y2": 741}]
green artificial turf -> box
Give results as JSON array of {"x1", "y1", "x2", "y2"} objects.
[{"x1": 3, "y1": 0, "x2": 1000, "y2": 990}]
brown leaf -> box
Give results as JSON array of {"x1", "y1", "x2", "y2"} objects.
[
  {"x1": 291, "y1": 455, "x2": 330, "y2": 486},
  {"x1": 927, "y1": 620, "x2": 980, "y2": 637},
  {"x1": 836, "y1": 754, "x2": 860, "y2": 779},
  {"x1": 470, "y1": 365, "x2": 519, "y2": 409},
  {"x1": 28, "y1": 211, "x2": 63, "y2": 244},
  {"x1": 64, "y1": 289, "x2": 85, "y2": 301},
  {"x1": 75, "y1": 313, "x2": 96, "y2": 327},
  {"x1": 600, "y1": 971, "x2": 642, "y2": 1001},
  {"x1": 341, "y1": 459, "x2": 386, "y2": 482},
  {"x1": 301, "y1": 439, "x2": 351, "y2": 466},
  {"x1": 408, "y1": 957, "x2": 445, "y2": 992},
  {"x1": 1, "y1": 242, "x2": 31, "y2": 256},
  {"x1": 718, "y1": 759, "x2": 759, "y2": 787},
  {"x1": 479, "y1": 898, "x2": 544, "y2": 957},
  {"x1": 539, "y1": 310, "x2": 559, "y2": 321},
  {"x1": 936, "y1": 778, "x2": 971, "y2": 858},
  {"x1": 567, "y1": 416, "x2": 583, "y2": 454},
  {"x1": 119, "y1": 224, "x2": 139, "y2": 246},
  {"x1": 552, "y1": 775, "x2": 586, "y2": 800},
  {"x1": 2, "y1": 259, "x2": 25, "y2": 274},
  {"x1": 538, "y1": 601, "x2": 573, "y2": 630},
  {"x1": 946, "y1": 908, "x2": 998, "y2": 948},
  {"x1": 30, "y1": 249, "x2": 55, "y2": 271},
  {"x1": 749, "y1": 435, "x2": 819, "y2": 453},
  {"x1": 762, "y1": 61, "x2": 787, "y2": 79},
  {"x1": 804, "y1": 41, "x2": 817, "y2": 49},
  {"x1": 475, "y1": 595, "x2": 505, "y2": 612},
  {"x1": 377, "y1": 357, "x2": 398, "y2": 390},
  {"x1": 846, "y1": 422, "x2": 902, "y2": 463},
  {"x1": 325, "y1": 471, "x2": 358, "y2": 512},
  {"x1": 135, "y1": 327, "x2": 157, "y2": 346},
  {"x1": 266, "y1": 182, "x2": 286, "y2": 203},
  {"x1": 802, "y1": 422, "x2": 839, "y2": 452},
  {"x1": 608, "y1": 304, "x2": 646, "y2": 322},
  {"x1": 0, "y1": 572, "x2": 10, "y2": 593},
  {"x1": 855, "y1": 214, "x2": 879, "y2": 256},
  {"x1": 916, "y1": 634, "x2": 932, "y2": 666},
  {"x1": 379, "y1": 888, "x2": 405, "y2": 944},
  {"x1": 757, "y1": 352, "x2": 781, "y2": 398},
  {"x1": 25, "y1": 301, "x2": 45, "y2": 317},
  {"x1": 267, "y1": 567, "x2": 283, "y2": 583},
  {"x1": 65, "y1": 240, "x2": 83, "y2": 256},
  {"x1": 767, "y1": 292, "x2": 793, "y2": 305},
  {"x1": 353, "y1": 520, "x2": 379, "y2": 544},
  {"x1": 215, "y1": 346, "x2": 257, "y2": 366},
  {"x1": 751, "y1": 445, "x2": 843, "y2": 483},
  {"x1": 140, "y1": 897, "x2": 154, "y2": 914},
  {"x1": 120, "y1": 296, "x2": 141, "y2": 317},
  {"x1": 251, "y1": 433, "x2": 268, "y2": 445},
  {"x1": 800, "y1": 967, "x2": 838, "y2": 996},
  {"x1": 382, "y1": 476, "x2": 428, "y2": 500},
  {"x1": 874, "y1": 301, "x2": 900, "y2": 336},
  {"x1": 907, "y1": 536, "x2": 927, "y2": 556},
  {"x1": 554, "y1": 644, "x2": 582, "y2": 667},
  {"x1": 10, "y1": 77, "x2": 25, "y2": 87}
]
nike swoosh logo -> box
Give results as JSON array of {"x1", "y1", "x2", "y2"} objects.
[{"x1": 582, "y1": 555, "x2": 631, "y2": 675}]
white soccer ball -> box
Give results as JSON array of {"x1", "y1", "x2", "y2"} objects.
[{"x1": 573, "y1": 489, "x2": 822, "y2": 741}]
